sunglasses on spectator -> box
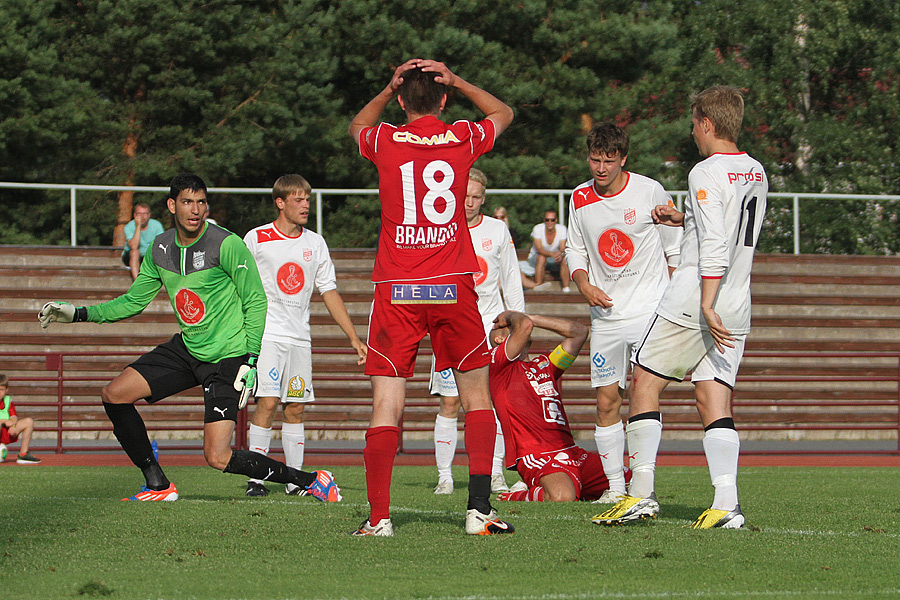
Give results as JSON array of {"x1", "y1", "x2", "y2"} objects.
[{"x1": 544, "y1": 217, "x2": 557, "y2": 222}]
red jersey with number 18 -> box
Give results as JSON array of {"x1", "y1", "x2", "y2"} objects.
[{"x1": 359, "y1": 115, "x2": 496, "y2": 283}]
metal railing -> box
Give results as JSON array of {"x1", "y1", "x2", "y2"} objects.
[
  {"x1": 2, "y1": 181, "x2": 899, "y2": 255},
  {"x1": 4, "y1": 350, "x2": 899, "y2": 456}
]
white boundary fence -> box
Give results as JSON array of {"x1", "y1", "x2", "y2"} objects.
[{"x1": 1, "y1": 181, "x2": 899, "y2": 255}]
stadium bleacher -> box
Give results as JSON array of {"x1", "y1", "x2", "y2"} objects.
[{"x1": 2, "y1": 245, "x2": 899, "y2": 455}]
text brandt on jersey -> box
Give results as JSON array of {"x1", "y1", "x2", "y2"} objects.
[{"x1": 395, "y1": 221, "x2": 458, "y2": 247}]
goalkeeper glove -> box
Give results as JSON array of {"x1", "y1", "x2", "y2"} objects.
[
  {"x1": 233, "y1": 354, "x2": 258, "y2": 410},
  {"x1": 38, "y1": 302, "x2": 87, "y2": 329}
]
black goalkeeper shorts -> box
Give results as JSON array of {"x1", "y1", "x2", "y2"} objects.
[{"x1": 129, "y1": 334, "x2": 244, "y2": 423}]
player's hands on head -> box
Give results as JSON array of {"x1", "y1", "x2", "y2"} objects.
[
  {"x1": 418, "y1": 59, "x2": 457, "y2": 87},
  {"x1": 233, "y1": 354, "x2": 258, "y2": 410},
  {"x1": 390, "y1": 58, "x2": 423, "y2": 92},
  {"x1": 38, "y1": 301, "x2": 80, "y2": 328}
]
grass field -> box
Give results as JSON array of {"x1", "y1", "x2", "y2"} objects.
[{"x1": 3, "y1": 464, "x2": 900, "y2": 599}]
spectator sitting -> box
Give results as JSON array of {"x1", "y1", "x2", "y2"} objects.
[
  {"x1": 519, "y1": 210, "x2": 571, "y2": 292},
  {"x1": 0, "y1": 374, "x2": 41, "y2": 464},
  {"x1": 122, "y1": 203, "x2": 165, "y2": 281}
]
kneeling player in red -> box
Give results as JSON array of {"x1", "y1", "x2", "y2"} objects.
[{"x1": 490, "y1": 311, "x2": 629, "y2": 502}]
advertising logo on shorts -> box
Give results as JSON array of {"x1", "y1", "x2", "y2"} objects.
[
  {"x1": 287, "y1": 375, "x2": 307, "y2": 399},
  {"x1": 277, "y1": 262, "x2": 305, "y2": 295},
  {"x1": 473, "y1": 255, "x2": 488, "y2": 286},
  {"x1": 175, "y1": 288, "x2": 205, "y2": 325},
  {"x1": 597, "y1": 228, "x2": 634, "y2": 268}
]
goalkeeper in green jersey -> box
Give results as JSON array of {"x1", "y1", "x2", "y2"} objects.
[{"x1": 38, "y1": 174, "x2": 341, "y2": 502}]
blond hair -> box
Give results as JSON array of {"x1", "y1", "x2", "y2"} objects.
[
  {"x1": 691, "y1": 85, "x2": 744, "y2": 143},
  {"x1": 272, "y1": 174, "x2": 311, "y2": 205},
  {"x1": 468, "y1": 168, "x2": 487, "y2": 189}
]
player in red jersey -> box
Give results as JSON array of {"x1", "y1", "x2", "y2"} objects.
[
  {"x1": 489, "y1": 311, "x2": 626, "y2": 502},
  {"x1": 348, "y1": 59, "x2": 514, "y2": 536}
]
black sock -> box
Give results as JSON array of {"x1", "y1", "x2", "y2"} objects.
[
  {"x1": 467, "y1": 474, "x2": 492, "y2": 513},
  {"x1": 223, "y1": 450, "x2": 315, "y2": 488},
  {"x1": 103, "y1": 402, "x2": 169, "y2": 489}
]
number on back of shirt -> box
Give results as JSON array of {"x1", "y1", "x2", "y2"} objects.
[
  {"x1": 736, "y1": 195, "x2": 762, "y2": 248},
  {"x1": 399, "y1": 160, "x2": 456, "y2": 225}
]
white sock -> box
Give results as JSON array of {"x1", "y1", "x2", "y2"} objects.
[
  {"x1": 434, "y1": 415, "x2": 458, "y2": 482},
  {"x1": 491, "y1": 413, "x2": 505, "y2": 477},
  {"x1": 703, "y1": 427, "x2": 740, "y2": 510},
  {"x1": 282, "y1": 422, "x2": 306, "y2": 470},
  {"x1": 248, "y1": 423, "x2": 272, "y2": 485},
  {"x1": 594, "y1": 422, "x2": 626, "y2": 494},
  {"x1": 625, "y1": 417, "x2": 662, "y2": 499}
]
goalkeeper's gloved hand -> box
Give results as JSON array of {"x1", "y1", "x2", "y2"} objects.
[
  {"x1": 233, "y1": 354, "x2": 258, "y2": 410},
  {"x1": 38, "y1": 302, "x2": 87, "y2": 329}
]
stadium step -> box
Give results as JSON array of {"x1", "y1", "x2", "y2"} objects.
[{"x1": 3, "y1": 244, "x2": 899, "y2": 451}]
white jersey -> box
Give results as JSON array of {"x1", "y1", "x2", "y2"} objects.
[
  {"x1": 469, "y1": 215, "x2": 526, "y2": 331},
  {"x1": 527, "y1": 222, "x2": 567, "y2": 262},
  {"x1": 566, "y1": 173, "x2": 682, "y2": 323},
  {"x1": 657, "y1": 152, "x2": 768, "y2": 334},
  {"x1": 244, "y1": 223, "x2": 338, "y2": 346}
]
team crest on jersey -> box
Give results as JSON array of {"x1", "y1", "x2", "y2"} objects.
[
  {"x1": 482, "y1": 238, "x2": 492, "y2": 252},
  {"x1": 473, "y1": 255, "x2": 488, "y2": 287},
  {"x1": 286, "y1": 375, "x2": 306, "y2": 398},
  {"x1": 303, "y1": 249, "x2": 313, "y2": 262},
  {"x1": 542, "y1": 397, "x2": 567, "y2": 425},
  {"x1": 277, "y1": 262, "x2": 305, "y2": 295},
  {"x1": 537, "y1": 358, "x2": 550, "y2": 370},
  {"x1": 597, "y1": 228, "x2": 634, "y2": 268},
  {"x1": 624, "y1": 208, "x2": 636, "y2": 225},
  {"x1": 175, "y1": 288, "x2": 205, "y2": 325},
  {"x1": 192, "y1": 251, "x2": 205, "y2": 270}
]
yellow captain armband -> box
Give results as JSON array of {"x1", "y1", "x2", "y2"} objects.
[{"x1": 548, "y1": 345, "x2": 576, "y2": 371}]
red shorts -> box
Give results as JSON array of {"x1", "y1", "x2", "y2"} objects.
[
  {"x1": 516, "y1": 447, "x2": 616, "y2": 501},
  {"x1": 365, "y1": 275, "x2": 489, "y2": 378},
  {"x1": 0, "y1": 426, "x2": 18, "y2": 444}
]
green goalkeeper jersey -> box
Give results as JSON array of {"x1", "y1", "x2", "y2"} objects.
[{"x1": 87, "y1": 222, "x2": 267, "y2": 363}]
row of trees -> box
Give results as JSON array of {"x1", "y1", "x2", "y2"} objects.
[{"x1": 1, "y1": 0, "x2": 898, "y2": 252}]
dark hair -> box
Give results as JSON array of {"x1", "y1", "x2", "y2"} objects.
[
  {"x1": 168, "y1": 173, "x2": 207, "y2": 200},
  {"x1": 586, "y1": 123, "x2": 630, "y2": 158},
  {"x1": 398, "y1": 67, "x2": 446, "y2": 115}
]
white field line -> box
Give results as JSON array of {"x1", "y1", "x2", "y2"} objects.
[{"x1": 6, "y1": 496, "x2": 899, "y2": 540}]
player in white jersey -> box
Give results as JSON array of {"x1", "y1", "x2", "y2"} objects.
[
  {"x1": 565, "y1": 123, "x2": 681, "y2": 502},
  {"x1": 429, "y1": 168, "x2": 525, "y2": 494},
  {"x1": 594, "y1": 86, "x2": 768, "y2": 529},
  {"x1": 243, "y1": 174, "x2": 367, "y2": 496}
]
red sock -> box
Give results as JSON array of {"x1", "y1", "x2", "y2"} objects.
[
  {"x1": 498, "y1": 486, "x2": 544, "y2": 502},
  {"x1": 364, "y1": 426, "x2": 399, "y2": 523},
  {"x1": 464, "y1": 409, "x2": 495, "y2": 476}
]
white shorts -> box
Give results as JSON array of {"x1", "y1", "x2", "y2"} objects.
[
  {"x1": 589, "y1": 314, "x2": 654, "y2": 389},
  {"x1": 632, "y1": 315, "x2": 746, "y2": 388},
  {"x1": 429, "y1": 354, "x2": 459, "y2": 397},
  {"x1": 255, "y1": 340, "x2": 315, "y2": 403}
]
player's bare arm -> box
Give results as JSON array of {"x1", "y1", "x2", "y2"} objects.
[
  {"x1": 322, "y1": 289, "x2": 367, "y2": 365},
  {"x1": 527, "y1": 313, "x2": 589, "y2": 357},
  {"x1": 701, "y1": 277, "x2": 735, "y2": 352},
  {"x1": 571, "y1": 269, "x2": 613, "y2": 308},
  {"x1": 348, "y1": 58, "x2": 422, "y2": 143},
  {"x1": 419, "y1": 59, "x2": 514, "y2": 136},
  {"x1": 652, "y1": 204, "x2": 685, "y2": 227}
]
